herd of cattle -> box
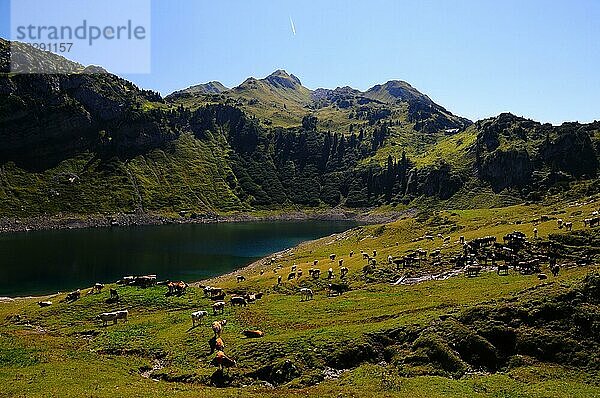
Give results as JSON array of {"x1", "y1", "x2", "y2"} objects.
[{"x1": 35, "y1": 209, "x2": 597, "y2": 372}]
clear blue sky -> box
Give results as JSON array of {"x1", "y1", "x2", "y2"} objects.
[{"x1": 1, "y1": 0, "x2": 599, "y2": 124}]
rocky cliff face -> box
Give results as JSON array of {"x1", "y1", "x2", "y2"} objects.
[
  {"x1": 0, "y1": 42, "x2": 174, "y2": 170},
  {"x1": 474, "y1": 113, "x2": 599, "y2": 192}
]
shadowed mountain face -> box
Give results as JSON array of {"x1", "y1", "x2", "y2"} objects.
[{"x1": 0, "y1": 39, "x2": 599, "y2": 217}]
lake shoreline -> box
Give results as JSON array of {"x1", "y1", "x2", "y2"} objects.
[
  {"x1": 0, "y1": 224, "x2": 358, "y2": 301},
  {"x1": 0, "y1": 208, "x2": 413, "y2": 234},
  {"x1": 0, "y1": 211, "x2": 414, "y2": 300}
]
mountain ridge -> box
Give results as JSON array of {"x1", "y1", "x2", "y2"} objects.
[{"x1": 0, "y1": 39, "x2": 598, "y2": 218}]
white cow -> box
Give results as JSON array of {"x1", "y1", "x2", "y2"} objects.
[
  {"x1": 98, "y1": 312, "x2": 118, "y2": 326},
  {"x1": 191, "y1": 310, "x2": 208, "y2": 327},
  {"x1": 300, "y1": 288, "x2": 313, "y2": 301}
]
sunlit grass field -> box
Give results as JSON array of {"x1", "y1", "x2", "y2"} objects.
[{"x1": 0, "y1": 198, "x2": 599, "y2": 397}]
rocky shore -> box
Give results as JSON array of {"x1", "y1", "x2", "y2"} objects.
[{"x1": 0, "y1": 208, "x2": 413, "y2": 234}]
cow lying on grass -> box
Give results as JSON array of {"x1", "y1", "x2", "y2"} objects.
[
  {"x1": 66, "y1": 289, "x2": 81, "y2": 302},
  {"x1": 242, "y1": 330, "x2": 264, "y2": 338}
]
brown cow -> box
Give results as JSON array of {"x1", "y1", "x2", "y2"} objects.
[
  {"x1": 212, "y1": 319, "x2": 227, "y2": 337},
  {"x1": 242, "y1": 330, "x2": 264, "y2": 338},
  {"x1": 167, "y1": 281, "x2": 188, "y2": 296},
  {"x1": 211, "y1": 351, "x2": 236, "y2": 369}
]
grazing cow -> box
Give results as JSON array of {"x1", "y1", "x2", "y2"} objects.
[
  {"x1": 584, "y1": 217, "x2": 600, "y2": 227},
  {"x1": 66, "y1": 289, "x2": 81, "y2": 301},
  {"x1": 387, "y1": 255, "x2": 393, "y2": 264},
  {"x1": 338, "y1": 259, "x2": 344, "y2": 267},
  {"x1": 459, "y1": 236, "x2": 465, "y2": 244},
  {"x1": 242, "y1": 330, "x2": 264, "y2": 338},
  {"x1": 464, "y1": 265, "x2": 482, "y2": 278},
  {"x1": 291, "y1": 264, "x2": 297, "y2": 272},
  {"x1": 287, "y1": 272, "x2": 296, "y2": 280},
  {"x1": 211, "y1": 351, "x2": 236, "y2": 369},
  {"x1": 313, "y1": 260, "x2": 319, "y2": 266},
  {"x1": 212, "y1": 301, "x2": 225, "y2": 315},
  {"x1": 340, "y1": 266, "x2": 349, "y2": 278},
  {"x1": 349, "y1": 251, "x2": 354, "y2": 257},
  {"x1": 362, "y1": 252, "x2": 370, "y2": 260},
  {"x1": 551, "y1": 264, "x2": 560, "y2": 277},
  {"x1": 312, "y1": 269, "x2": 321, "y2": 279},
  {"x1": 557, "y1": 219, "x2": 563, "y2": 229},
  {"x1": 115, "y1": 310, "x2": 128, "y2": 322},
  {"x1": 212, "y1": 319, "x2": 227, "y2": 337},
  {"x1": 444, "y1": 236, "x2": 451, "y2": 244},
  {"x1": 231, "y1": 296, "x2": 248, "y2": 307},
  {"x1": 564, "y1": 222, "x2": 573, "y2": 231},
  {"x1": 533, "y1": 228, "x2": 538, "y2": 239},
  {"x1": 330, "y1": 254, "x2": 336, "y2": 261},
  {"x1": 437, "y1": 233, "x2": 444, "y2": 239},
  {"x1": 92, "y1": 283, "x2": 104, "y2": 294},
  {"x1": 541, "y1": 215, "x2": 550, "y2": 222},
  {"x1": 209, "y1": 287, "x2": 224, "y2": 297},
  {"x1": 277, "y1": 275, "x2": 282, "y2": 285},
  {"x1": 191, "y1": 310, "x2": 208, "y2": 327},
  {"x1": 372, "y1": 250, "x2": 377, "y2": 257},
  {"x1": 98, "y1": 312, "x2": 118, "y2": 326},
  {"x1": 497, "y1": 264, "x2": 509, "y2": 276},
  {"x1": 236, "y1": 275, "x2": 246, "y2": 283},
  {"x1": 209, "y1": 336, "x2": 226, "y2": 354},
  {"x1": 167, "y1": 281, "x2": 188, "y2": 296},
  {"x1": 210, "y1": 292, "x2": 226, "y2": 301},
  {"x1": 203, "y1": 286, "x2": 213, "y2": 296},
  {"x1": 300, "y1": 288, "x2": 313, "y2": 301},
  {"x1": 328, "y1": 283, "x2": 349, "y2": 296},
  {"x1": 37, "y1": 301, "x2": 52, "y2": 307},
  {"x1": 109, "y1": 288, "x2": 119, "y2": 299},
  {"x1": 537, "y1": 273, "x2": 548, "y2": 280},
  {"x1": 327, "y1": 268, "x2": 334, "y2": 279},
  {"x1": 244, "y1": 293, "x2": 256, "y2": 302},
  {"x1": 296, "y1": 269, "x2": 303, "y2": 278}
]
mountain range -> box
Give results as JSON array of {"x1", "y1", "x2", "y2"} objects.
[{"x1": 0, "y1": 38, "x2": 598, "y2": 218}]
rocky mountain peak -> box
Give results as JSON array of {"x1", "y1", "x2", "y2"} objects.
[{"x1": 263, "y1": 69, "x2": 303, "y2": 89}]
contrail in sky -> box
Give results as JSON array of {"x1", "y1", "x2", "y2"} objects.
[{"x1": 290, "y1": 16, "x2": 296, "y2": 36}]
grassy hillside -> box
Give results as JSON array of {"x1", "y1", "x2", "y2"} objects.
[
  {"x1": 1, "y1": 39, "x2": 599, "y2": 221},
  {"x1": 1, "y1": 195, "x2": 598, "y2": 397}
]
